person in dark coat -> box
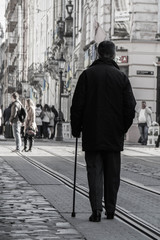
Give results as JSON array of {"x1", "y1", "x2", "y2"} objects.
[
  {"x1": 71, "y1": 41, "x2": 136, "y2": 222},
  {"x1": 3, "y1": 103, "x2": 13, "y2": 138},
  {"x1": 51, "y1": 105, "x2": 58, "y2": 138},
  {"x1": 41, "y1": 104, "x2": 50, "y2": 139},
  {"x1": 3, "y1": 103, "x2": 12, "y2": 124},
  {"x1": 155, "y1": 114, "x2": 160, "y2": 148}
]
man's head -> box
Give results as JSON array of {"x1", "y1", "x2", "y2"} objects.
[
  {"x1": 98, "y1": 41, "x2": 116, "y2": 59},
  {"x1": 142, "y1": 101, "x2": 146, "y2": 109},
  {"x1": 11, "y1": 92, "x2": 19, "y2": 102}
]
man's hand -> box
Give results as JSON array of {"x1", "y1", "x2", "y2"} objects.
[{"x1": 72, "y1": 131, "x2": 81, "y2": 138}]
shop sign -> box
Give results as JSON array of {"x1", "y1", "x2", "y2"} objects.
[{"x1": 116, "y1": 56, "x2": 128, "y2": 63}]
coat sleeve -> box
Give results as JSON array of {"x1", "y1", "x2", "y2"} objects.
[
  {"x1": 145, "y1": 107, "x2": 152, "y2": 115},
  {"x1": 70, "y1": 71, "x2": 86, "y2": 138},
  {"x1": 123, "y1": 75, "x2": 136, "y2": 133}
]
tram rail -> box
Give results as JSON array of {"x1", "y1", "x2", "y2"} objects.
[{"x1": 36, "y1": 147, "x2": 160, "y2": 196}]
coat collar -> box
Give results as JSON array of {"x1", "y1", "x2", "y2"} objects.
[{"x1": 90, "y1": 58, "x2": 120, "y2": 70}]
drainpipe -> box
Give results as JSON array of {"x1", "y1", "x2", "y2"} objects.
[
  {"x1": 158, "y1": 0, "x2": 160, "y2": 33},
  {"x1": 72, "y1": 0, "x2": 76, "y2": 76}
]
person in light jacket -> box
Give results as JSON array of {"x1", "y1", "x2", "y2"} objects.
[
  {"x1": 0, "y1": 106, "x2": 2, "y2": 134},
  {"x1": 9, "y1": 92, "x2": 22, "y2": 152},
  {"x1": 48, "y1": 109, "x2": 55, "y2": 139},
  {"x1": 137, "y1": 101, "x2": 152, "y2": 145},
  {"x1": 35, "y1": 104, "x2": 42, "y2": 138},
  {"x1": 23, "y1": 99, "x2": 36, "y2": 152},
  {"x1": 41, "y1": 104, "x2": 50, "y2": 139}
]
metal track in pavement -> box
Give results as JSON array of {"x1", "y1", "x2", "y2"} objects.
[
  {"x1": 14, "y1": 150, "x2": 160, "y2": 240},
  {"x1": 36, "y1": 147, "x2": 160, "y2": 196}
]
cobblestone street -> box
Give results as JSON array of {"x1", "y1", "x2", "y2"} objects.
[{"x1": 0, "y1": 157, "x2": 84, "y2": 240}]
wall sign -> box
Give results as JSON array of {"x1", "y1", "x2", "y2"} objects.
[{"x1": 137, "y1": 71, "x2": 154, "y2": 75}]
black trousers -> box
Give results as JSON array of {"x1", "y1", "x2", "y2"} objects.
[
  {"x1": 156, "y1": 135, "x2": 160, "y2": 147},
  {"x1": 42, "y1": 122, "x2": 49, "y2": 138},
  {"x1": 36, "y1": 125, "x2": 43, "y2": 138},
  {"x1": 24, "y1": 133, "x2": 33, "y2": 150},
  {"x1": 85, "y1": 151, "x2": 121, "y2": 213}
]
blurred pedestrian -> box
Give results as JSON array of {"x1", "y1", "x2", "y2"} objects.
[
  {"x1": 0, "y1": 106, "x2": 2, "y2": 135},
  {"x1": 41, "y1": 104, "x2": 50, "y2": 138},
  {"x1": 155, "y1": 114, "x2": 160, "y2": 148},
  {"x1": 51, "y1": 105, "x2": 58, "y2": 138},
  {"x1": 48, "y1": 108, "x2": 55, "y2": 139},
  {"x1": 3, "y1": 103, "x2": 13, "y2": 138},
  {"x1": 137, "y1": 101, "x2": 152, "y2": 145},
  {"x1": 71, "y1": 41, "x2": 136, "y2": 222},
  {"x1": 9, "y1": 92, "x2": 22, "y2": 152},
  {"x1": 23, "y1": 99, "x2": 36, "y2": 152},
  {"x1": 35, "y1": 104, "x2": 43, "y2": 138}
]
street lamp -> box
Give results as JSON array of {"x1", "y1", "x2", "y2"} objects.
[
  {"x1": 55, "y1": 53, "x2": 66, "y2": 141},
  {"x1": 66, "y1": 0, "x2": 73, "y2": 18},
  {"x1": 64, "y1": 0, "x2": 73, "y2": 37}
]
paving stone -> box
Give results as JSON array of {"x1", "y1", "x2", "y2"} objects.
[
  {"x1": 0, "y1": 159, "x2": 84, "y2": 240},
  {"x1": 56, "y1": 229, "x2": 79, "y2": 235}
]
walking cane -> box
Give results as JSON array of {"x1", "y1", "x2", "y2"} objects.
[{"x1": 71, "y1": 137, "x2": 78, "y2": 217}]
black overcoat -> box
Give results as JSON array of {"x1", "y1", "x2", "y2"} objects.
[{"x1": 71, "y1": 58, "x2": 136, "y2": 152}]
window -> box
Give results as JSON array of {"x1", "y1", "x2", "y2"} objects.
[{"x1": 112, "y1": 0, "x2": 130, "y2": 39}]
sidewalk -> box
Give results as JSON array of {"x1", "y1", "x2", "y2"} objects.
[
  {"x1": 124, "y1": 143, "x2": 160, "y2": 157},
  {"x1": 0, "y1": 157, "x2": 84, "y2": 240}
]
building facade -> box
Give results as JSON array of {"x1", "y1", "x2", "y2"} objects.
[
  {"x1": 25, "y1": 0, "x2": 73, "y2": 121},
  {"x1": 72, "y1": 0, "x2": 160, "y2": 141},
  {"x1": 3, "y1": 0, "x2": 25, "y2": 108},
  {"x1": 0, "y1": 23, "x2": 4, "y2": 107},
  {"x1": 1, "y1": 0, "x2": 160, "y2": 141}
]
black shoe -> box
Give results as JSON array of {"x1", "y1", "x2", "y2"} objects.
[
  {"x1": 89, "y1": 210, "x2": 101, "y2": 222},
  {"x1": 155, "y1": 141, "x2": 159, "y2": 148},
  {"x1": 22, "y1": 148, "x2": 27, "y2": 152},
  {"x1": 105, "y1": 212, "x2": 115, "y2": 220},
  {"x1": 26, "y1": 149, "x2": 32, "y2": 152}
]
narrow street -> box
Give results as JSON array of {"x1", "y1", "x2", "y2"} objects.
[
  {"x1": 0, "y1": 140, "x2": 159, "y2": 240},
  {"x1": 0, "y1": 0, "x2": 160, "y2": 239}
]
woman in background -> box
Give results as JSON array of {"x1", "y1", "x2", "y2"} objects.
[
  {"x1": 41, "y1": 104, "x2": 50, "y2": 139},
  {"x1": 48, "y1": 108, "x2": 55, "y2": 139},
  {"x1": 23, "y1": 99, "x2": 37, "y2": 152},
  {"x1": 35, "y1": 104, "x2": 43, "y2": 138}
]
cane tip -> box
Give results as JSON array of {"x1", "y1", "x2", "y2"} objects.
[{"x1": 71, "y1": 212, "x2": 76, "y2": 217}]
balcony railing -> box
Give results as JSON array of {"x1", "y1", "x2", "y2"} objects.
[
  {"x1": 28, "y1": 63, "x2": 44, "y2": 86},
  {"x1": 8, "y1": 65, "x2": 17, "y2": 74},
  {"x1": 7, "y1": 3, "x2": 18, "y2": 20},
  {"x1": 5, "y1": 37, "x2": 17, "y2": 53},
  {"x1": 6, "y1": 4, "x2": 18, "y2": 32},
  {"x1": 6, "y1": 20, "x2": 18, "y2": 32},
  {"x1": 6, "y1": 54, "x2": 17, "y2": 73},
  {"x1": 5, "y1": 0, "x2": 18, "y2": 18}
]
